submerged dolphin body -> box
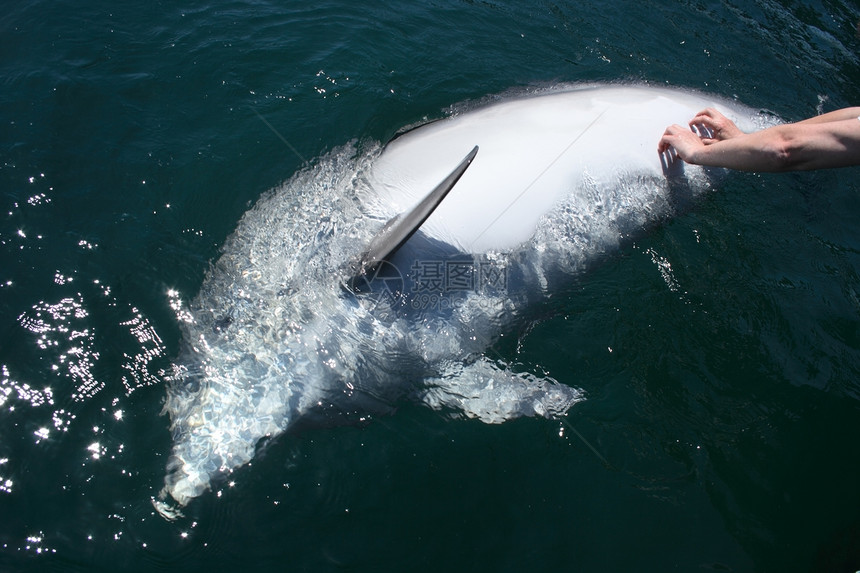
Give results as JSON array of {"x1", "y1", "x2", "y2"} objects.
[{"x1": 158, "y1": 84, "x2": 770, "y2": 510}]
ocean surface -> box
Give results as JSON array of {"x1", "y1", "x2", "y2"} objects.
[{"x1": 2, "y1": 0, "x2": 860, "y2": 571}]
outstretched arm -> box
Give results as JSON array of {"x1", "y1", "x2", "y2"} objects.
[
  {"x1": 796, "y1": 107, "x2": 860, "y2": 125},
  {"x1": 658, "y1": 107, "x2": 860, "y2": 172}
]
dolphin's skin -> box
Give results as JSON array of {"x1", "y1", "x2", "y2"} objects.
[
  {"x1": 157, "y1": 84, "x2": 772, "y2": 512},
  {"x1": 366, "y1": 84, "x2": 766, "y2": 253}
]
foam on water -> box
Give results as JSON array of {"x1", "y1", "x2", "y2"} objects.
[{"x1": 157, "y1": 142, "x2": 584, "y2": 512}]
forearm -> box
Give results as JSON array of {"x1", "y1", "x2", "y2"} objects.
[
  {"x1": 684, "y1": 127, "x2": 792, "y2": 171},
  {"x1": 796, "y1": 107, "x2": 860, "y2": 125},
  {"x1": 685, "y1": 120, "x2": 860, "y2": 171}
]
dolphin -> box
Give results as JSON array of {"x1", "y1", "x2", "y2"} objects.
[{"x1": 156, "y1": 83, "x2": 772, "y2": 512}]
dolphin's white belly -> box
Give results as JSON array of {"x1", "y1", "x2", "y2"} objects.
[{"x1": 369, "y1": 85, "x2": 761, "y2": 253}]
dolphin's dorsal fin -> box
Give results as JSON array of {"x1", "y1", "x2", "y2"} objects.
[{"x1": 353, "y1": 145, "x2": 478, "y2": 275}]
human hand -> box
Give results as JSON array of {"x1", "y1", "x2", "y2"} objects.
[
  {"x1": 688, "y1": 108, "x2": 743, "y2": 144},
  {"x1": 657, "y1": 123, "x2": 707, "y2": 164}
]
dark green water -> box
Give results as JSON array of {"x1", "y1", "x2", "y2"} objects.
[{"x1": 2, "y1": 0, "x2": 860, "y2": 571}]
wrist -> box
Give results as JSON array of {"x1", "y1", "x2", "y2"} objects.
[{"x1": 684, "y1": 145, "x2": 705, "y2": 166}]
